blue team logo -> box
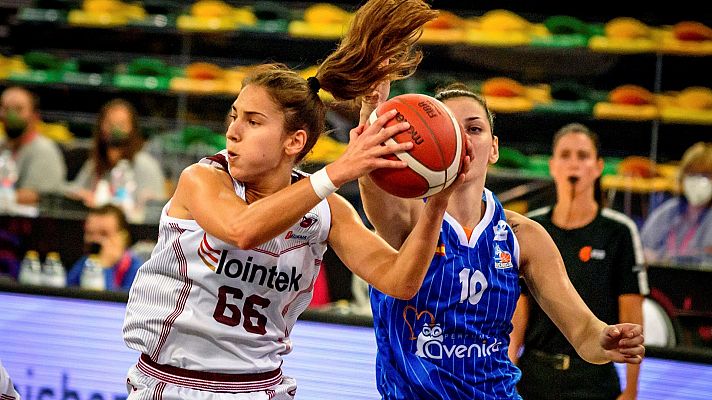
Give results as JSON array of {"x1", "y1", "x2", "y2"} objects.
[
  {"x1": 493, "y1": 219, "x2": 509, "y2": 241},
  {"x1": 494, "y1": 244, "x2": 513, "y2": 269},
  {"x1": 404, "y1": 306, "x2": 501, "y2": 360}
]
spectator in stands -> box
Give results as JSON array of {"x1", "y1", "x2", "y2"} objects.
[
  {"x1": 641, "y1": 142, "x2": 712, "y2": 265},
  {"x1": 0, "y1": 86, "x2": 66, "y2": 205},
  {"x1": 66, "y1": 98, "x2": 166, "y2": 207},
  {"x1": 66, "y1": 204, "x2": 142, "y2": 291}
]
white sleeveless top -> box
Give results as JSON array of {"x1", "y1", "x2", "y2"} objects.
[{"x1": 123, "y1": 152, "x2": 331, "y2": 374}]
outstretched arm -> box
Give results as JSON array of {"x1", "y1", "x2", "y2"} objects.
[
  {"x1": 169, "y1": 109, "x2": 413, "y2": 249},
  {"x1": 619, "y1": 294, "x2": 644, "y2": 399},
  {"x1": 169, "y1": 164, "x2": 326, "y2": 249},
  {"x1": 327, "y1": 193, "x2": 446, "y2": 299},
  {"x1": 509, "y1": 210, "x2": 645, "y2": 365},
  {"x1": 330, "y1": 147, "x2": 471, "y2": 299}
]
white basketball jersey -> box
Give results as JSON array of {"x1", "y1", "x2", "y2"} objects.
[{"x1": 123, "y1": 153, "x2": 331, "y2": 374}]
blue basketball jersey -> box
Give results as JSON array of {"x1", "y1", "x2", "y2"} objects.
[{"x1": 370, "y1": 189, "x2": 522, "y2": 400}]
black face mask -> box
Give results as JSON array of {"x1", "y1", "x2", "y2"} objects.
[
  {"x1": 3, "y1": 112, "x2": 28, "y2": 140},
  {"x1": 105, "y1": 128, "x2": 131, "y2": 147}
]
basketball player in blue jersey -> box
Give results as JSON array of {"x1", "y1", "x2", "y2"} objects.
[{"x1": 358, "y1": 83, "x2": 645, "y2": 400}]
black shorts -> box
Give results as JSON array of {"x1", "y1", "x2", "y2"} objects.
[{"x1": 517, "y1": 349, "x2": 621, "y2": 400}]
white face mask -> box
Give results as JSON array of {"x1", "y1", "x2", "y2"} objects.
[{"x1": 683, "y1": 175, "x2": 712, "y2": 207}]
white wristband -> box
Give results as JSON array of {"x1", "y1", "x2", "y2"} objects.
[{"x1": 310, "y1": 168, "x2": 338, "y2": 199}]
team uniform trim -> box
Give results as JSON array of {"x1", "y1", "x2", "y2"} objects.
[{"x1": 138, "y1": 354, "x2": 283, "y2": 393}]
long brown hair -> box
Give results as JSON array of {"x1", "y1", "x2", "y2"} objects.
[
  {"x1": 242, "y1": 0, "x2": 438, "y2": 163},
  {"x1": 92, "y1": 98, "x2": 143, "y2": 178}
]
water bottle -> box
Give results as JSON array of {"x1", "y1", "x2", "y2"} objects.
[
  {"x1": 110, "y1": 159, "x2": 137, "y2": 220},
  {"x1": 80, "y1": 255, "x2": 106, "y2": 291},
  {"x1": 17, "y1": 250, "x2": 42, "y2": 286},
  {"x1": 42, "y1": 251, "x2": 66, "y2": 288},
  {"x1": 93, "y1": 178, "x2": 112, "y2": 207},
  {"x1": 0, "y1": 149, "x2": 18, "y2": 213}
]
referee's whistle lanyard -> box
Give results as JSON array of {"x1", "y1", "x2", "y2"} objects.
[{"x1": 665, "y1": 207, "x2": 708, "y2": 257}]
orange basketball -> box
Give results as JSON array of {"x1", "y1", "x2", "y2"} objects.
[{"x1": 367, "y1": 93, "x2": 465, "y2": 198}]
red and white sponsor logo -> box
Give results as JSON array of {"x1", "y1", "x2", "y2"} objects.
[
  {"x1": 300, "y1": 213, "x2": 318, "y2": 228},
  {"x1": 285, "y1": 231, "x2": 309, "y2": 240}
]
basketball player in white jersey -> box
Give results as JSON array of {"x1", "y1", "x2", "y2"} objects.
[
  {"x1": 358, "y1": 82, "x2": 646, "y2": 399},
  {"x1": 0, "y1": 359, "x2": 19, "y2": 399},
  {"x1": 122, "y1": 1, "x2": 468, "y2": 398}
]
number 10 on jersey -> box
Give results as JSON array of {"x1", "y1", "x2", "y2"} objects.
[{"x1": 458, "y1": 269, "x2": 488, "y2": 305}]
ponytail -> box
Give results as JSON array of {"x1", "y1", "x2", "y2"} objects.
[
  {"x1": 242, "y1": 0, "x2": 438, "y2": 163},
  {"x1": 316, "y1": 0, "x2": 438, "y2": 101}
]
